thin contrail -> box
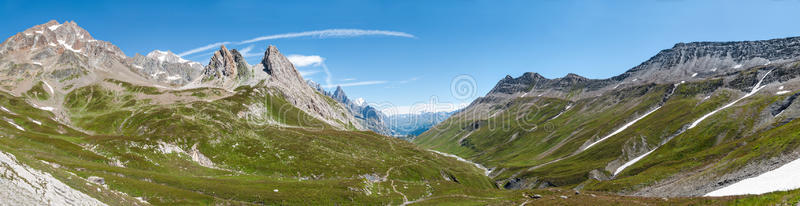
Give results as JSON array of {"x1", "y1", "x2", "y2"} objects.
[{"x1": 178, "y1": 29, "x2": 415, "y2": 57}]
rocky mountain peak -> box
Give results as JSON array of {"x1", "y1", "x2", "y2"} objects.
[
  {"x1": 145, "y1": 50, "x2": 200, "y2": 66},
  {"x1": 489, "y1": 72, "x2": 549, "y2": 95},
  {"x1": 229, "y1": 49, "x2": 252, "y2": 81},
  {"x1": 332, "y1": 85, "x2": 348, "y2": 103},
  {"x1": 251, "y1": 44, "x2": 363, "y2": 130},
  {"x1": 315, "y1": 84, "x2": 392, "y2": 135},
  {"x1": 130, "y1": 49, "x2": 203, "y2": 85},
  {"x1": 564, "y1": 73, "x2": 585, "y2": 79},
  {"x1": 203, "y1": 45, "x2": 238, "y2": 79},
  {"x1": 261, "y1": 45, "x2": 306, "y2": 85},
  {"x1": 0, "y1": 20, "x2": 126, "y2": 60}
]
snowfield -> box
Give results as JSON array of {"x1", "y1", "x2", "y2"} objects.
[
  {"x1": 706, "y1": 157, "x2": 800, "y2": 197},
  {"x1": 429, "y1": 150, "x2": 491, "y2": 176}
]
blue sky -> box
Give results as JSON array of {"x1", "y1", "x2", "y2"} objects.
[{"x1": 3, "y1": 0, "x2": 800, "y2": 113}]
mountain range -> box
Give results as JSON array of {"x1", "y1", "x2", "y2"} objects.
[
  {"x1": 0, "y1": 20, "x2": 502, "y2": 205},
  {"x1": 308, "y1": 80, "x2": 455, "y2": 137},
  {"x1": 2, "y1": 20, "x2": 800, "y2": 205},
  {"x1": 415, "y1": 34, "x2": 800, "y2": 198}
]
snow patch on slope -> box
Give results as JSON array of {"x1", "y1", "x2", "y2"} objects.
[
  {"x1": 616, "y1": 71, "x2": 776, "y2": 176},
  {"x1": 0, "y1": 106, "x2": 14, "y2": 115},
  {"x1": 614, "y1": 149, "x2": 655, "y2": 176},
  {"x1": 583, "y1": 106, "x2": 663, "y2": 151},
  {"x1": 706, "y1": 157, "x2": 800, "y2": 196},
  {"x1": 429, "y1": 150, "x2": 491, "y2": 176},
  {"x1": 4, "y1": 118, "x2": 25, "y2": 131},
  {"x1": 48, "y1": 24, "x2": 61, "y2": 31},
  {"x1": 688, "y1": 70, "x2": 772, "y2": 129},
  {"x1": 43, "y1": 81, "x2": 54, "y2": 94},
  {"x1": 57, "y1": 40, "x2": 82, "y2": 53}
]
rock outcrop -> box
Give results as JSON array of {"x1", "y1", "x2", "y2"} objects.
[
  {"x1": 255, "y1": 45, "x2": 364, "y2": 130},
  {"x1": 0, "y1": 20, "x2": 364, "y2": 131}
]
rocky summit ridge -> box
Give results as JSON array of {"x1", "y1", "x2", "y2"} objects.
[
  {"x1": 0, "y1": 20, "x2": 362, "y2": 130},
  {"x1": 417, "y1": 33, "x2": 800, "y2": 198}
]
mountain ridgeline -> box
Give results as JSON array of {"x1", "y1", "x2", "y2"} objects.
[
  {"x1": 308, "y1": 80, "x2": 455, "y2": 137},
  {"x1": 416, "y1": 35, "x2": 800, "y2": 198},
  {"x1": 1, "y1": 20, "x2": 799, "y2": 205},
  {"x1": 0, "y1": 20, "x2": 519, "y2": 205}
]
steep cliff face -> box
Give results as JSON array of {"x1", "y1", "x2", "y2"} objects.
[
  {"x1": 199, "y1": 45, "x2": 244, "y2": 88},
  {"x1": 254, "y1": 46, "x2": 364, "y2": 130},
  {"x1": 616, "y1": 37, "x2": 800, "y2": 83}
]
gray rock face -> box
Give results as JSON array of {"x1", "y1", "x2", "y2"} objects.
[
  {"x1": 256, "y1": 45, "x2": 364, "y2": 130},
  {"x1": 332, "y1": 86, "x2": 349, "y2": 103},
  {"x1": 201, "y1": 45, "x2": 240, "y2": 87},
  {"x1": 0, "y1": 20, "x2": 167, "y2": 97},
  {"x1": 0, "y1": 20, "x2": 365, "y2": 132},
  {"x1": 617, "y1": 37, "x2": 800, "y2": 83},
  {"x1": 230, "y1": 49, "x2": 252, "y2": 81},
  {"x1": 0, "y1": 20, "x2": 128, "y2": 71},
  {"x1": 193, "y1": 46, "x2": 258, "y2": 89},
  {"x1": 128, "y1": 50, "x2": 202, "y2": 85},
  {"x1": 480, "y1": 36, "x2": 800, "y2": 104}
]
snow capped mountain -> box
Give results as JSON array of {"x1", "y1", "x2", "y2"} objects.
[
  {"x1": 146, "y1": 50, "x2": 202, "y2": 67},
  {"x1": 0, "y1": 20, "x2": 363, "y2": 131},
  {"x1": 354, "y1": 97, "x2": 366, "y2": 106}
]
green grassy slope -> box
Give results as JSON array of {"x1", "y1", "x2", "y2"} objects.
[
  {"x1": 0, "y1": 81, "x2": 513, "y2": 205},
  {"x1": 1, "y1": 78, "x2": 798, "y2": 204},
  {"x1": 415, "y1": 64, "x2": 800, "y2": 198}
]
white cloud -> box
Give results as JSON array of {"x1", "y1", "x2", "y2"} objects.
[
  {"x1": 178, "y1": 29, "x2": 415, "y2": 57},
  {"x1": 238, "y1": 45, "x2": 263, "y2": 57},
  {"x1": 287, "y1": 54, "x2": 386, "y2": 89},
  {"x1": 287, "y1": 55, "x2": 324, "y2": 67},
  {"x1": 353, "y1": 98, "x2": 366, "y2": 106}
]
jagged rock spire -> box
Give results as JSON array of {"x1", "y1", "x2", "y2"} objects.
[
  {"x1": 261, "y1": 45, "x2": 305, "y2": 84},
  {"x1": 204, "y1": 45, "x2": 238, "y2": 79},
  {"x1": 332, "y1": 86, "x2": 349, "y2": 103}
]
